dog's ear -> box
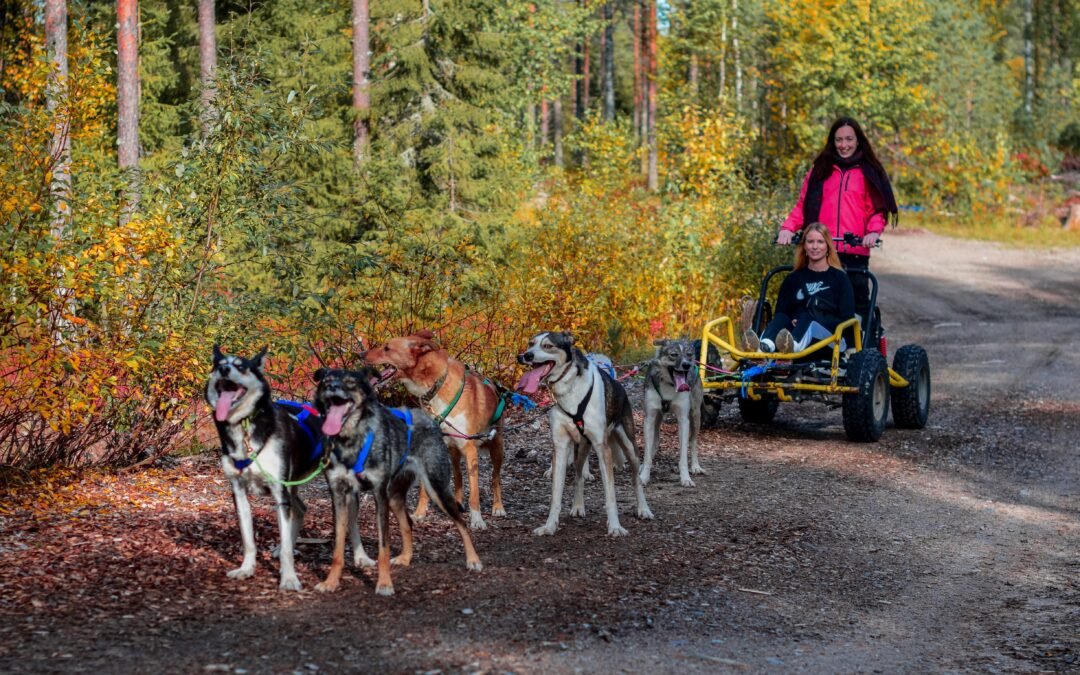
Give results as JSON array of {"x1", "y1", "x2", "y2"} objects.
[
  {"x1": 251, "y1": 345, "x2": 268, "y2": 370},
  {"x1": 313, "y1": 368, "x2": 326, "y2": 383},
  {"x1": 653, "y1": 339, "x2": 668, "y2": 348},
  {"x1": 561, "y1": 332, "x2": 574, "y2": 347},
  {"x1": 213, "y1": 343, "x2": 224, "y2": 363},
  {"x1": 415, "y1": 329, "x2": 435, "y2": 340}
]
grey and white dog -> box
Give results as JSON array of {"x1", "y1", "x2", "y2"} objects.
[
  {"x1": 205, "y1": 345, "x2": 336, "y2": 591},
  {"x1": 312, "y1": 367, "x2": 482, "y2": 596},
  {"x1": 517, "y1": 331, "x2": 653, "y2": 536},
  {"x1": 640, "y1": 338, "x2": 706, "y2": 487}
]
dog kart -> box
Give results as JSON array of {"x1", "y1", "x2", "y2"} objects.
[{"x1": 697, "y1": 247, "x2": 930, "y2": 442}]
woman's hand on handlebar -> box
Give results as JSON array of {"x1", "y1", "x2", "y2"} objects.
[
  {"x1": 776, "y1": 230, "x2": 796, "y2": 245},
  {"x1": 862, "y1": 232, "x2": 880, "y2": 248}
]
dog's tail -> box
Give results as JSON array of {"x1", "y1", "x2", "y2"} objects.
[{"x1": 415, "y1": 467, "x2": 469, "y2": 526}]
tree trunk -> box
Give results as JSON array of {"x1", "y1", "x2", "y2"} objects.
[
  {"x1": 732, "y1": 0, "x2": 742, "y2": 110},
  {"x1": 197, "y1": 0, "x2": 216, "y2": 137},
  {"x1": 602, "y1": 1, "x2": 615, "y2": 122},
  {"x1": 632, "y1": 2, "x2": 641, "y2": 141},
  {"x1": 583, "y1": 33, "x2": 590, "y2": 113},
  {"x1": 719, "y1": 10, "x2": 727, "y2": 106},
  {"x1": 552, "y1": 98, "x2": 564, "y2": 168},
  {"x1": 45, "y1": 0, "x2": 71, "y2": 236},
  {"x1": 1022, "y1": 0, "x2": 1034, "y2": 120},
  {"x1": 645, "y1": 0, "x2": 658, "y2": 191},
  {"x1": 117, "y1": 0, "x2": 140, "y2": 219},
  {"x1": 352, "y1": 0, "x2": 371, "y2": 168},
  {"x1": 540, "y1": 99, "x2": 549, "y2": 147},
  {"x1": 689, "y1": 53, "x2": 699, "y2": 98}
]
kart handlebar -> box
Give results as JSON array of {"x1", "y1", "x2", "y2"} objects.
[{"x1": 783, "y1": 231, "x2": 881, "y2": 248}]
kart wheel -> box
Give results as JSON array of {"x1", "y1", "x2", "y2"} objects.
[
  {"x1": 842, "y1": 349, "x2": 890, "y2": 442},
  {"x1": 738, "y1": 396, "x2": 779, "y2": 424},
  {"x1": 700, "y1": 395, "x2": 722, "y2": 429},
  {"x1": 891, "y1": 345, "x2": 930, "y2": 429}
]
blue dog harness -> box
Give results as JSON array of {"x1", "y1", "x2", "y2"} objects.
[
  {"x1": 345, "y1": 408, "x2": 414, "y2": 476},
  {"x1": 230, "y1": 400, "x2": 324, "y2": 471}
]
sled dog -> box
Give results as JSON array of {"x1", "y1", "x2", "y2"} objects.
[
  {"x1": 517, "y1": 332, "x2": 653, "y2": 536},
  {"x1": 363, "y1": 331, "x2": 506, "y2": 530},
  {"x1": 206, "y1": 345, "x2": 343, "y2": 591},
  {"x1": 640, "y1": 338, "x2": 706, "y2": 487},
  {"x1": 313, "y1": 367, "x2": 482, "y2": 596}
]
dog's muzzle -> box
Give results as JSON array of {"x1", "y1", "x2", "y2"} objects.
[{"x1": 517, "y1": 352, "x2": 533, "y2": 365}]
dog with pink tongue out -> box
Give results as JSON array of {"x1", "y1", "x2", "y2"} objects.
[
  {"x1": 517, "y1": 331, "x2": 653, "y2": 537},
  {"x1": 205, "y1": 345, "x2": 333, "y2": 591},
  {"x1": 640, "y1": 338, "x2": 706, "y2": 488}
]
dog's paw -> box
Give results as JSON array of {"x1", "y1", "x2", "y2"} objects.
[
  {"x1": 314, "y1": 579, "x2": 339, "y2": 593},
  {"x1": 569, "y1": 504, "x2": 586, "y2": 518},
  {"x1": 533, "y1": 523, "x2": 557, "y2": 536},
  {"x1": 390, "y1": 555, "x2": 412, "y2": 567},
  {"x1": 691, "y1": 464, "x2": 707, "y2": 476},
  {"x1": 638, "y1": 468, "x2": 651, "y2": 485},
  {"x1": 353, "y1": 552, "x2": 376, "y2": 568},
  {"x1": 469, "y1": 511, "x2": 488, "y2": 530},
  {"x1": 607, "y1": 523, "x2": 629, "y2": 537},
  {"x1": 279, "y1": 575, "x2": 302, "y2": 592},
  {"x1": 582, "y1": 471, "x2": 596, "y2": 483},
  {"x1": 492, "y1": 505, "x2": 506, "y2": 518},
  {"x1": 543, "y1": 467, "x2": 553, "y2": 480},
  {"x1": 637, "y1": 505, "x2": 655, "y2": 520},
  {"x1": 375, "y1": 584, "x2": 395, "y2": 597},
  {"x1": 466, "y1": 559, "x2": 483, "y2": 572},
  {"x1": 680, "y1": 476, "x2": 696, "y2": 488},
  {"x1": 226, "y1": 566, "x2": 255, "y2": 580},
  {"x1": 412, "y1": 508, "x2": 429, "y2": 522}
]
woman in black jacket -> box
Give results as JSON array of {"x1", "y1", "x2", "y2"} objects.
[{"x1": 745, "y1": 223, "x2": 855, "y2": 354}]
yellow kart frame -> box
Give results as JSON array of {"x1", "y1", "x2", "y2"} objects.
[
  {"x1": 698, "y1": 316, "x2": 910, "y2": 401},
  {"x1": 696, "y1": 265, "x2": 930, "y2": 442}
]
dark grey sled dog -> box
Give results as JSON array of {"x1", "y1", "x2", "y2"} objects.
[
  {"x1": 206, "y1": 345, "x2": 348, "y2": 591},
  {"x1": 517, "y1": 331, "x2": 653, "y2": 537},
  {"x1": 639, "y1": 338, "x2": 706, "y2": 487},
  {"x1": 312, "y1": 367, "x2": 482, "y2": 596}
]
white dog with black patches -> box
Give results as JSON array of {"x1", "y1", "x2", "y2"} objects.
[
  {"x1": 206, "y1": 346, "x2": 348, "y2": 591},
  {"x1": 517, "y1": 331, "x2": 653, "y2": 536}
]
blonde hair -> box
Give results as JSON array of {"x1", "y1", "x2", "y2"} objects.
[{"x1": 794, "y1": 223, "x2": 843, "y2": 270}]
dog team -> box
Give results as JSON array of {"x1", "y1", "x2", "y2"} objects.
[{"x1": 206, "y1": 330, "x2": 705, "y2": 595}]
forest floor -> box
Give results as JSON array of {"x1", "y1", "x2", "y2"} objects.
[{"x1": 1, "y1": 229, "x2": 1078, "y2": 674}]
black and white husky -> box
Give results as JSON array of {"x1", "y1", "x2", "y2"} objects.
[
  {"x1": 312, "y1": 367, "x2": 482, "y2": 596},
  {"x1": 206, "y1": 345, "x2": 355, "y2": 591},
  {"x1": 640, "y1": 338, "x2": 706, "y2": 487},
  {"x1": 517, "y1": 331, "x2": 653, "y2": 537}
]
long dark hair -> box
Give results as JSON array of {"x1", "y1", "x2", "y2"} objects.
[{"x1": 809, "y1": 117, "x2": 887, "y2": 183}]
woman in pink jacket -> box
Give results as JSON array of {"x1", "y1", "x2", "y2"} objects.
[{"x1": 776, "y1": 117, "x2": 898, "y2": 319}]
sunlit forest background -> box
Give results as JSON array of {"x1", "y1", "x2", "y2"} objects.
[{"x1": 1, "y1": 0, "x2": 1077, "y2": 466}]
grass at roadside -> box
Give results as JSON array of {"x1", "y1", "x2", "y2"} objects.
[{"x1": 901, "y1": 211, "x2": 1080, "y2": 248}]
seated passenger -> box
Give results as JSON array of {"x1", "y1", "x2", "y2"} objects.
[{"x1": 745, "y1": 222, "x2": 855, "y2": 354}]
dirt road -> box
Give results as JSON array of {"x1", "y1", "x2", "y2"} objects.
[{"x1": 2, "y1": 230, "x2": 1078, "y2": 673}]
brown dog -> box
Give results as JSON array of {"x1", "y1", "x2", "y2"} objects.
[{"x1": 364, "y1": 331, "x2": 506, "y2": 530}]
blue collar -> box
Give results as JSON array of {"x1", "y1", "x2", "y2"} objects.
[{"x1": 347, "y1": 408, "x2": 414, "y2": 475}]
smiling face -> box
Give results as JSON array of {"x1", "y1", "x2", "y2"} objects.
[
  {"x1": 206, "y1": 346, "x2": 266, "y2": 423},
  {"x1": 363, "y1": 331, "x2": 438, "y2": 379},
  {"x1": 654, "y1": 339, "x2": 696, "y2": 392},
  {"x1": 834, "y1": 124, "x2": 858, "y2": 159},
  {"x1": 516, "y1": 332, "x2": 573, "y2": 394},
  {"x1": 803, "y1": 228, "x2": 830, "y2": 265},
  {"x1": 313, "y1": 368, "x2": 376, "y2": 438}
]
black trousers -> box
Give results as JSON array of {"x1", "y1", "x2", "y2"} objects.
[{"x1": 839, "y1": 253, "x2": 871, "y2": 319}]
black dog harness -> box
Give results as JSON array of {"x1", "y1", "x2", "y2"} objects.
[{"x1": 555, "y1": 372, "x2": 594, "y2": 434}]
